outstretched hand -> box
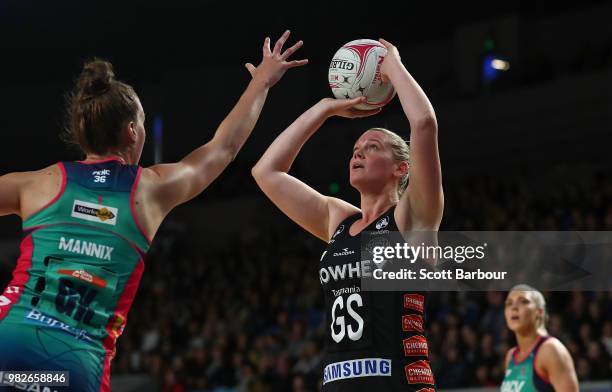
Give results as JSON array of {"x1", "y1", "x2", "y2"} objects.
[
  {"x1": 319, "y1": 97, "x2": 381, "y2": 119},
  {"x1": 245, "y1": 30, "x2": 308, "y2": 88}
]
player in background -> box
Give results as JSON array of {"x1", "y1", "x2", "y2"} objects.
[{"x1": 502, "y1": 284, "x2": 579, "y2": 392}]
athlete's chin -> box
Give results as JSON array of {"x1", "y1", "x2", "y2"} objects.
[
  {"x1": 349, "y1": 177, "x2": 371, "y2": 194},
  {"x1": 507, "y1": 321, "x2": 529, "y2": 333},
  {"x1": 350, "y1": 172, "x2": 374, "y2": 186},
  {"x1": 350, "y1": 176, "x2": 387, "y2": 196}
]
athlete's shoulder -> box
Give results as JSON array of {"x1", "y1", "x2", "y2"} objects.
[
  {"x1": 134, "y1": 165, "x2": 166, "y2": 201},
  {"x1": 138, "y1": 165, "x2": 161, "y2": 180},
  {"x1": 536, "y1": 336, "x2": 578, "y2": 391},
  {"x1": 16, "y1": 163, "x2": 64, "y2": 198},
  {"x1": 504, "y1": 347, "x2": 516, "y2": 369},
  {"x1": 394, "y1": 203, "x2": 440, "y2": 232},
  {"x1": 4, "y1": 163, "x2": 61, "y2": 181},
  {"x1": 34, "y1": 163, "x2": 63, "y2": 189},
  {"x1": 137, "y1": 163, "x2": 188, "y2": 195},
  {"x1": 3, "y1": 163, "x2": 63, "y2": 219},
  {"x1": 327, "y1": 197, "x2": 360, "y2": 240},
  {"x1": 537, "y1": 336, "x2": 571, "y2": 364}
]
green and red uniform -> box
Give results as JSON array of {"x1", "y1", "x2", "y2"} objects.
[
  {"x1": 0, "y1": 157, "x2": 151, "y2": 391},
  {"x1": 501, "y1": 336, "x2": 554, "y2": 392}
]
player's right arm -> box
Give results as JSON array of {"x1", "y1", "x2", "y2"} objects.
[
  {"x1": 0, "y1": 165, "x2": 64, "y2": 220},
  {"x1": 252, "y1": 97, "x2": 378, "y2": 241},
  {"x1": 0, "y1": 172, "x2": 24, "y2": 217}
]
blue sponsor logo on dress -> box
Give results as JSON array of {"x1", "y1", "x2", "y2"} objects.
[
  {"x1": 25, "y1": 308, "x2": 95, "y2": 344},
  {"x1": 323, "y1": 358, "x2": 391, "y2": 384}
]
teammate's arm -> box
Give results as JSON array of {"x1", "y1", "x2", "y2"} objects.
[
  {"x1": 146, "y1": 31, "x2": 307, "y2": 213},
  {"x1": 379, "y1": 39, "x2": 443, "y2": 230},
  {"x1": 252, "y1": 97, "x2": 378, "y2": 241},
  {"x1": 537, "y1": 338, "x2": 579, "y2": 392}
]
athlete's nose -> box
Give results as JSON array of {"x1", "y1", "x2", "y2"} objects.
[{"x1": 353, "y1": 147, "x2": 364, "y2": 159}]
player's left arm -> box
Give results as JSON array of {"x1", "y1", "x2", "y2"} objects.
[
  {"x1": 537, "y1": 338, "x2": 579, "y2": 392},
  {"x1": 378, "y1": 39, "x2": 443, "y2": 231},
  {"x1": 146, "y1": 31, "x2": 307, "y2": 213}
]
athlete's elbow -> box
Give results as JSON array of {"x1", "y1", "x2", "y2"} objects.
[
  {"x1": 251, "y1": 165, "x2": 262, "y2": 182},
  {"x1": 252, "y1": 159, "x2": 275, "y2": 180},
  {"x1": 251, "y1": 162, "x2": 269, "y2": 184},
  {"x1": 252, "y1": 163, "x2": 282, "y2": 191},
  {"x1": 413, "y1": 114, "x2": 438, "y2": 134}
]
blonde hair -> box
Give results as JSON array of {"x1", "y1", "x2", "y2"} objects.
[
  {"x1": 368, "y1": 128, "x2": 410, "y2": 196},
  {"x1": 510, "y1": 284, "x2": 549, "y2": 334}
]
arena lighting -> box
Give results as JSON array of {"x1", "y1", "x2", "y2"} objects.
[
  {"x1": 491, "y1": 58, "x2": 510, "y2": 71},
  {"x1": 328, "y1": 182, "x2": 340, "y2": 194},
  {"x1": 153, "y1": 115, "x2": 163, "y2": 164},
  {"x1": 482, "y1": 54, "x2": 510, "y2": 82}
]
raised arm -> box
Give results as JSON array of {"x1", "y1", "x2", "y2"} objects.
[
  {"x1": 379, "y1": 39, "x2": 443, "y2": 230},
  {"x1": 145, "y1": 31, "x2": 308, "y2": 214},
  {"x1": 252, "y1": 97, "x2": 378, "y2": 241}
]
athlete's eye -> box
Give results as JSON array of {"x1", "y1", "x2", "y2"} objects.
[{"x1": 368, "y1": 144, "x2": 378, "y2": 150}]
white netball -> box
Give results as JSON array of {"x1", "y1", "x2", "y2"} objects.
[{"x1": 328, "y1": 39, "x2": 396, "y2": 110}]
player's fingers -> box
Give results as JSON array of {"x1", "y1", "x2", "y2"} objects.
[
  {"x1": 286, "y1": 59, "x2": 308, "y2": 68},
  {"x1": 378, "y1": 38, "x2": 394, "y2": 48},
  {"x1": 245, "y1": 63, "x2": 256, "y2": 76},
  {"x1": 339, "y1": 96, "x2": 366, "y2": 107},
  {"x1": 262, "y1": 37, "x2": 272, "y2": 56},
  {"x1": 273, "y1": 30, "x2": 291, "y2": 55},
  {"x1": 281, "y1": 40, "x2": 303, "y2": 61},
  {"x1": 351, "y1": 108, "x2": 381, "y2": 117}
]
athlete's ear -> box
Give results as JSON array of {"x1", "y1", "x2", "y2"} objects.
[
  {"x1": 124, "y1": 121, "x2": 138, "y2": 144},
  {"x1": 394, "y1": 161, "x2": 409, "y2": 177},
  {"x1": 536, "y1": 307, "x2": 544, "y2": 323}
]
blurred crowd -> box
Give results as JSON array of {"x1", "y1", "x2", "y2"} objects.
[
  {"x1": 0, "y1": 165, "x2": 610, "y2": 391},
  {"x1": 105, "y1": 165, "x2": 611, "y2": 391}
]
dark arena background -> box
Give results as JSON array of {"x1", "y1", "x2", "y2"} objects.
[{"x1": 1, "y1": 1, "x2": 611, "y2": 391}]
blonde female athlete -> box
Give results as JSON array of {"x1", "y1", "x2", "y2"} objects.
[
  {"x1": 252, "y1": 39, "x2": 443, "y2": 391},
  {"x1": 0, "y1": 31, "x2": 306, "y2": 391},
  {"x1": 502, "y1": 285, "x2": 579, "y2": 392}
]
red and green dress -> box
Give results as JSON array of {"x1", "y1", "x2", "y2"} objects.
[
  {"x1": 0, "y1": 157, "x2": 151, "y2": 391},
  {"x1": 502, "y1": 336, "x2": 555, "y2": 392}
]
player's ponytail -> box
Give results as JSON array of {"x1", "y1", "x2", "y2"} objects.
[{"x1": 63, "y1": 59, "x2": 140, "y2": 155}]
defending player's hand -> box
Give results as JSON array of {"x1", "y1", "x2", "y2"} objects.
[
  {"x1": 245, "y1": 30, "x2": 308, "y2": 88},
  {"x1": 318, "y1": 97, "x2": 381, "y2": 119}
]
